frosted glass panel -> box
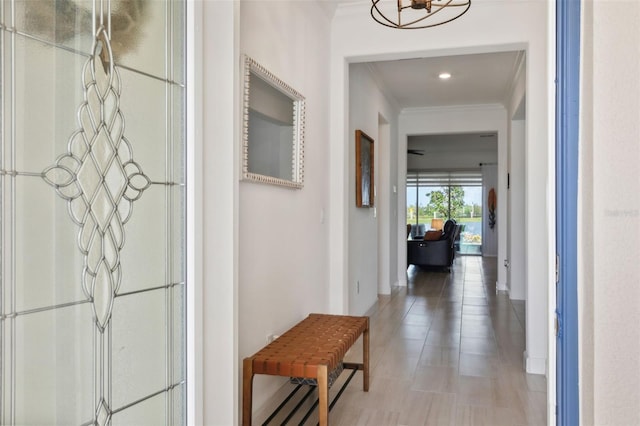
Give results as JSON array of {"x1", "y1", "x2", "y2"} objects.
[
  {"x1": 15, "y1": 177, "x2": 84, "y2": 312},
  {"x1": 120, "y1": 185, "x2": 167, "y2": 292},
  {"x1": 173, "y1": 285, "x2": 186, "y2": 382},
  {"x1": 172, "y1": 84, "x2": 186, "y2": 184},
  {"x1": 111, "y1": 393, "x2": 165, "y2": 426},
  {"x1": 171, "y1": 185, "x2": 186, "y2": 284},
  {"x1": 172, "y1": 384, "x2": 186, "y2": 425},
  {"x1": 112, "y1": 290, "x2": 166, "y2": 408},
  {"x1": 172, "y1": 0, "x2": 186, "y2": 85},
  {"x1": 113, "y1": 0, "x2": 167, "y2": 78},
  {"x1": 14, "y1": 304, "x2": 94, "y2": 425},
  {"x1": 119, "y1": 67, "x2": 168, "y2": 181},
  {"x1": 14, "y1": 0, "x2": 95, "y2": 55},
  {"x1": 13, "y1": 36, "x2": 85, "y2": 173}
]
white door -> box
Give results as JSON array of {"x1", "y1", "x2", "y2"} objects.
[{"x1": 1, "y1": 1, "x2": 186, "y2": 424}]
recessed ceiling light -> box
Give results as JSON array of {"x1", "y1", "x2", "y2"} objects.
[{"x1": 439, "y1": 72, "x2": 451, "y2": 80}]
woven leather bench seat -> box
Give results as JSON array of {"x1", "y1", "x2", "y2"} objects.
[
  {"x1": 243, "y1": 313, "x2": 370, "y2": 426},
  {"x1": 250, "y1": 314, "x2": 367, "y2": 378}
]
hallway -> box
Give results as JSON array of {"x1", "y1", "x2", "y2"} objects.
[{"x1": 255, "y1": 256, "x2": 547, "y2": 425}]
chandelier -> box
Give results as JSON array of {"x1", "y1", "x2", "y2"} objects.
[{"x1": 371, "y1": 0, "x2": 471, "y2": 29}]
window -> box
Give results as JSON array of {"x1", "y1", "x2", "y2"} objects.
[{"x1": 407, "y1": 171, "x2": 483, "y2": 254}]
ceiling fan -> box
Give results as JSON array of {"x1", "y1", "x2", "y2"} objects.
[{"x1": 407, "y1": 149, "x2": 424, "y2": 156}]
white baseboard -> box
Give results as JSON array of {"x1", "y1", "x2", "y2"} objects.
[
  {"x1": 398, "y1": 278, "x2": 407, "y2": 287},
  {"x1": 524, "y1": 351, "x2": 546, "y2": 375},
  {"x1": 364, "y1": 299, "x2": 380, "y2": 317},
  {"x1": 378, "y1": 282, "x2": 392, "y2": 295},
  {"x1": 496, "y1": 280, "x2": 507, "y2": 292}
]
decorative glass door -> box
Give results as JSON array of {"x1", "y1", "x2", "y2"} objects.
[{"x1": 1, "y1": 0, "x2": 186, "y2": 424}]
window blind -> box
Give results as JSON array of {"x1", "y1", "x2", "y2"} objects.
[{"x1": 406, "y1": 171, "x2": 483, "y2": 187}]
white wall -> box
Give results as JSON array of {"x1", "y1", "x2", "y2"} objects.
[
  {"x1": 377, "y1": 118, "x2": 399, "y2": 296},
  {"x1": 507, "y1": 59, "x2": 527, "y2": 301},
  {"x1": 348, "y1": 64, "x2": 400, "y2": 315},
  {"x1": 238, "y1": 0, "x2": 332, "y2": 413},
  {"x1": 330, "y1": 1, "x2": 550, "y2": 376},
  {"x1": 579, "y1": 2, "x2": 594, "y2": 423},
  {"x1": 580, "y1": 1, "x2": 640, "y2": 424},
  {"x1": 407, "y1": 135, "x2": 497, "y2": 170},
  {"x1": 508, "y1": 119, "x2": 526, "y2": 300}
]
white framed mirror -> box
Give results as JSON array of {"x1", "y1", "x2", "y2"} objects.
[{"x1": 241, "y1": 55, "x2": 305, "y2": 188}]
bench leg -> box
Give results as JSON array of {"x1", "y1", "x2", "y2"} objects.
[
  {"x1": 242, "y1": 358, "x2": 254, "y2": 426},
  {"x1": 363, "y1": 317, "x2": 370, "y2": 392},
  {"x1": 318, "y1": 364, "x2": 329, "y2": 426}
]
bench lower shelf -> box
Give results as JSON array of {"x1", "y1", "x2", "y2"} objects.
[{"x1": 262, "y1": 362, "x2": 363, "y2": 425}]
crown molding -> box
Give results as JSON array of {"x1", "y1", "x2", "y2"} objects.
[
  {"x1": 333, "y1": 0, "x2": 372, "y2": 18},
  {"x1": 316, "y1": 0, "x2": 339, "y2": 20},
  {"x1": 364, "y1": 63, "x2": 402, "y2": 113},
  {"x1": 504, "y1": 50, "x2": 527, "y2": 104}
]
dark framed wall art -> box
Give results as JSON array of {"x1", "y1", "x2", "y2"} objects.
[{"x1": 355, "y1": 130, "x2": 374, "y2": 207}]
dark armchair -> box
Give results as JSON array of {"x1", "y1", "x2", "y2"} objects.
[{"x1": 407, "y1": 219, "x2": 460, "y2": 270}]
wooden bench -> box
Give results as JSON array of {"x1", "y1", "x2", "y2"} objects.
[{"x1": 242, "y1": 313, "x2": 370, "y2": 425}]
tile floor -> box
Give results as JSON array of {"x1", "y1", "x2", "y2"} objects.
[{"x1": 254, "y1": 256, "x2": 547, "y2": 425}]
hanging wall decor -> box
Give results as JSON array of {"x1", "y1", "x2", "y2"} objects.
[
  {"x1": 355, "y1": 130, "x2": 374, "y2": 207},
  {"x1": 241, "y1": 55, "x2": 306, "y2": 188},
  {"x1": 488, "y1": 188, "x2": 496, "y2": 230}
]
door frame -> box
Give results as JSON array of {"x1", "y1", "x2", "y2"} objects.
[{"x1": 555, "y1": 0, "x2": 581, "y2": 424}]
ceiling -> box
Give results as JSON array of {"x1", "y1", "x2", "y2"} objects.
[
  {"x1": 320, "y1": 1, "x2": 523, "y2": 110},
  {"x1": 368, "y1": 51, "x2": 522, "y2": 153},
  {"x1": 323, "y1": 1, "x2": 524, "y2": 150},
  {"x1": 368, "y1": 51, "x2": 523, "y2": 109}
]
